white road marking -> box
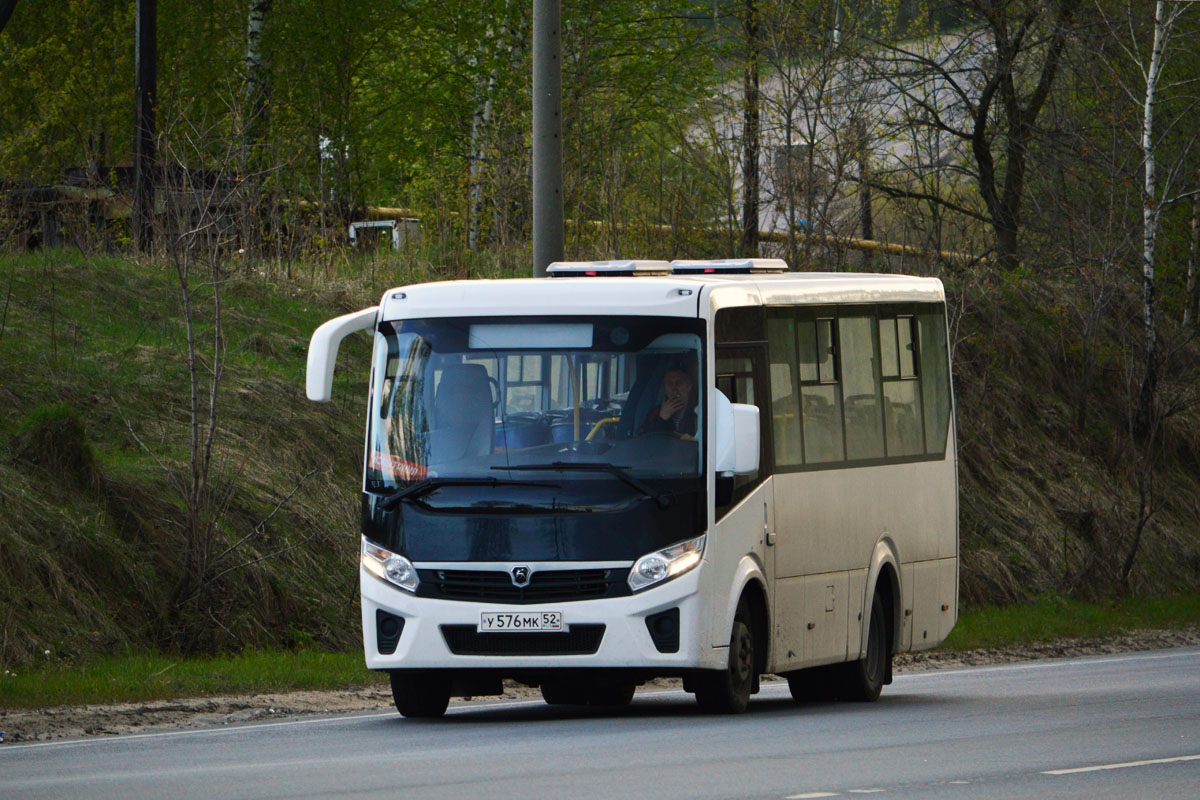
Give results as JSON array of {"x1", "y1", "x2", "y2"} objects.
[
  {"x1": 785, "y1": 793, "x2": 839, "y2": 799},
  {"x1": 1, "y1": 648, "x2": 1194, "y2": 754},
  {"x1": 1042, "y1": 753, "x2": 1200, "y2": 775},
  {"x1": 848, "y1": 790, "x2": 886, "y2": 794}
]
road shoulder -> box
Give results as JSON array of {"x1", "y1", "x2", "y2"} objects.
[{"x1": 3, "y1": 626, "x2": 1197, "y2": 744}]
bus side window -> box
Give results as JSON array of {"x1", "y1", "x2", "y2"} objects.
[
  {"x1": 918, "y1": 309, "x2": 952, "y2": 456},
  {"x1": 880, "y1": 313, "x2": 924, "y2": 457},
  {"x1": 839, "y1": 313, "x2": 885, "y2": 461},
  {"x1": 800, "y1": 315, "x2": 844, "y2": 464},
  {"x1": 766, "y1": 310, "x2": 801, "y2": 466}
]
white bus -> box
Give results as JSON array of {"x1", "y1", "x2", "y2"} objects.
[{"x1": 306, "y1": 258, "x2": 957, "y2": 717}]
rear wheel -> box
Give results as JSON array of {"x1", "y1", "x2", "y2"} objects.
[
  {"x1": 390, "y1": 671, "x2": 451, "y2": 718},
  {"x1": 839, "y1": 591, "x2": 890, "y2": 702},
  {"x1": 694, "y1": 602, "x2": 756, "y2": 714}
]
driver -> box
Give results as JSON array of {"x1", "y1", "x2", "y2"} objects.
[{"x1": 638, "y1": 366, "x2": 697, "y2": 439}]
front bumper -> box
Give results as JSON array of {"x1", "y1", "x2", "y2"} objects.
[{"x1": 360, "y1": 561, "x2": 720, "y2": 671}]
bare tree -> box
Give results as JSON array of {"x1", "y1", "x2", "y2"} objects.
[
  {"x1": 1094, "y1": 0, "x2": 1199, "y2": 427},
  {"x1": 1185, "y1": 195, "x2": 1199, "y2": 330},
  {"x1": 240, "y1": 0, "x2": 273, "y2": 258},
  {"x1": 741, "y1": 0, "x2": 762, "y2": 256},
  {"x1": 870, "y1": 0, "x2": 1082, "y2": 271}
]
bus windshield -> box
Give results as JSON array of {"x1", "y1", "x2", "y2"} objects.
[{"x1": 366, "y1": 315, "x2": 705, "y2": 495}]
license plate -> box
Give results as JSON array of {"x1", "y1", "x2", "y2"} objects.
[{"x1": 479, "y1": 611, "x2": 563, "y2": 632}]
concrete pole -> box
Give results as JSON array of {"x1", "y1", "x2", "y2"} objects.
[
  {"x1": 532, "y1": 0, "x2": 563, "y2": 276},
  {"x1": 133, "y1": 0, "x2": 157, "y2": 253}
]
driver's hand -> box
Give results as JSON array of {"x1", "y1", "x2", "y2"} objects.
[
  {"x1": 679, "y1": 433, "x2": 695, "y2": 442},
  {"x1": 659, "y1": 394, "x2": 685, "y2": 420}
]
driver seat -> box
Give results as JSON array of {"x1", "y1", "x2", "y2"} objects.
[{"x1": 429, "y1": 364, "x2": 494, "y2": 462}]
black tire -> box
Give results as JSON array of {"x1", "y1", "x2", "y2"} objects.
[
  {"x1": 390, "y1": 671, "x2": 451, "y2": 718},
  {"x1": 694, "y1": 604, "x2": 756, "y2": 714},
  {"x1": 839, "y1": 591, "x2": 890, "y2": 702},
  {"x1": 785, "y1": 664, "x2": 840, "y2": 702},
  {"x1": 587, "y1": 682, "x2": 636, "y2": 707},
  {"x1": 540, "y1": 682, "x2": 590, "y2": 705}
]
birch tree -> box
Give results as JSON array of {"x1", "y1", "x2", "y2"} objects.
[
  {"x1": 1095, "y1": 0, "x2": 1198, "y2": 424},
  {"x1": 241, "y1": 0, "x2": 272, "y2": 255}
]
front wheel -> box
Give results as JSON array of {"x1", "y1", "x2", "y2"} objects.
[
  {"x1": 390, "y1": 671, "x2": 451, "y2": 718},
  {"x1": 694, "y1": 604, "x2": 756, "y2": 714},
  {"x1": 839, "y1": 591, "x2": 890, "y2": 702}
]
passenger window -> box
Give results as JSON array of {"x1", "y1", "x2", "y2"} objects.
[
  {"x1": 800, "y1": 312, "x2": 843, "y2": 464},
  {"x1": 919, "y1": 311, "x2": 951, "y2": 456},
  {"x1": 879, "y1": 313, "x2": 923, "y2": 457},
  {"x1": 767, "y1": 312, "x2": 801, "y2": 467},
  {"x1": 839, "y1": 313, "x2": 884, "y2": 461},
  {"x1": 898, "y1": 316, "x2": 917, "y2": 378}
]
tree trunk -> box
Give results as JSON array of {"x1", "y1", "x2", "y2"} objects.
[
  {"x1": 1184, "y1": 195, "x2": 1199, "y2": 330},
  {"x1": 1137, "y1": 0, "x2": 1171, "y2": 432},
  {"x1": 242, "y1": 0, "x2": 273, "y2": 257},
  {"x1": 740, "y1": 0, "x2": 760, "y2": 257},
  {"x1": 468, "y1": 26, "x2": 503, "y2": 252},
  {"x1": 856, "y1": 120, "x2": 872, "y2": 269}
]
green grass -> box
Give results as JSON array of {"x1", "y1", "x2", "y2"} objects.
[
  {"x1": 2, "y1": 594, "x2": 1197, "y2": 709},
  {"x1": 0, "y1": 649, "x2": 385, "y2": 709},
  {"x1": 942, "y1": 594, "x2": 1200, "y2": 651}
]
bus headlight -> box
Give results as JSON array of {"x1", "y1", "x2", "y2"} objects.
[
  {"x1": 628, "y1": 535, "x2": 705, "y2": 592},
  {"x1": 362, "y1": 538, "x2": 419, "y2": 593}
]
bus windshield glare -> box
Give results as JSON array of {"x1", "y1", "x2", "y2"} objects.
[{"x1": 366, "y1": 316, "x2": 706, "y2": 494}]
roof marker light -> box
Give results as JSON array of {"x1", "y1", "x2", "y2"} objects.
[
  {"x1": 547, "y1": 260, "x2": 672, "y2": 277},
  {"x1": 670, "y1": 258, "x2": 788, "y2": 274}
]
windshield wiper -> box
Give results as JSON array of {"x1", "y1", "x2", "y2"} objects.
[
  {"x1": 378, "y1": 477, "x2": 559, "y2": 511},
  {"x1": 492, "y1": 462, "x2": 672, "y2": 509}
]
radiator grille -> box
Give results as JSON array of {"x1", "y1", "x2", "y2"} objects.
[{"x1": 418, "y1": 568, "x2": 627, "y2": 603}]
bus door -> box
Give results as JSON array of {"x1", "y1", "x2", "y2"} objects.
[{"x1": 714, "y1": 344, "x2": 776, "y2": 646}]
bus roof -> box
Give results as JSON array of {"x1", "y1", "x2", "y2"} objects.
[{"x1": 377, "y1": 272, "x2": 945, "y2": 321}]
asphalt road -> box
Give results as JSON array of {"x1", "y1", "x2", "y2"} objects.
[{"x1": 3, "y1": 648, "x2": 1198, "y2": 800}]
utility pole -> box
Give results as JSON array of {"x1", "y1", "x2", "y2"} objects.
[
  {"x1": 0, "y1": 0, "x2": 21, "y2": 36},
  {"x1": 133, "y1": 0, "x2": 157, "y2": 253},
  {"x1": 532, "y1": 0, "x2": 563, "y2": 276}
]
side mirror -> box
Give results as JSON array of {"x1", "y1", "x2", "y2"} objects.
[
  {"x1": 713, "y1": 388, "x2": 760, "y2": 475},
  {"x1": 306, "y1": 306, "x2": 379, "y2": 402}
]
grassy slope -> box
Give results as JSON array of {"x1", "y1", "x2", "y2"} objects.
[
  {"x1": 1, "y1": 250, "x2": 1198, "y2": 702},
  {"x1": 0, "y1": 251, "x2": 376, "y2": 666},
  {"x1": 949, "y1": 274, "x2": 1200, "y2": 604}
]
